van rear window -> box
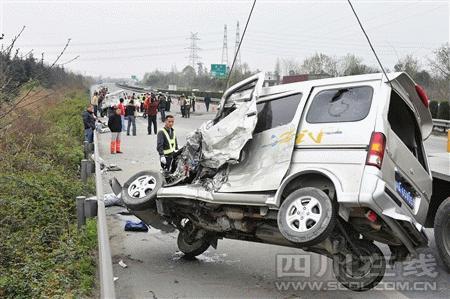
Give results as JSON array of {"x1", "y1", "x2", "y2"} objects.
[{"x1": 306, "y1": 86, "x2": 373, "y2": 123}]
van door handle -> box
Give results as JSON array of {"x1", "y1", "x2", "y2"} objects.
[
  {"x1": 409, "y1": 168, "x2": 415, "y2": 175},
  {"x1": 246, "y1": 112, "x2": 256, "y2": 117}
]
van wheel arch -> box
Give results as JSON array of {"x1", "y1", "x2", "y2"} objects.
[{"x1": 280, "y1": 172, "x2": 337, "y2": 205}]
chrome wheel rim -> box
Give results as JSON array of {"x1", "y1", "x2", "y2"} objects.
[
  {"x1": 127, "y1": 175, "x2": 156, "y2": 198},
  {"x1": 285, "y1": 196, "x2": 322, "y2": 232}
]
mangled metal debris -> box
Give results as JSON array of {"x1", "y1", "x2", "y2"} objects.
[{"x1": 165, "y1": 73, "x2": 265, "y2": 189}]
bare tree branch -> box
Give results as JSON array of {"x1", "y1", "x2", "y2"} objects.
[
  {"x1": 0, "y1": 39, "x2": 72, "y2": 120},
  {"x1": 58, "y1": 55, "x2": 79, "y2": 66},
  {"x1": 4, "y1": 26, "x2": 25, "y2": 58}
]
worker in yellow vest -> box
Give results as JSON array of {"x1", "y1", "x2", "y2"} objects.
[{"x1": 156, "y1": 115, "x2": 178, "y2": 171}]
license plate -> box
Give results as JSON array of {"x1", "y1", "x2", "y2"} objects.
[{"x1": 395, "y1": 180, "x2": 415, "y2": 209}]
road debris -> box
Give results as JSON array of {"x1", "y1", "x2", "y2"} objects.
[
  {"x1": 118, "y1": 259, "x2": 128, "y2": 268},
  {"x1": 104, "y1": 193, "x2": 124, "y2": 207},
  {"x1": 124, "y1": 220, "x2": 149, "y2": 232}
]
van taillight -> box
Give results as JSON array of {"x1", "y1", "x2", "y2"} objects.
[
  {"x1": 366, "y1": 132, "x2": 386, "y2": 169},
  {"x1": 415, "y1": 84, "x2": 429, "y2": 108}
]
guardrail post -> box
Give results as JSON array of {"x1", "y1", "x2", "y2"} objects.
[
  {"x1": 84, "y1": 197, "x2": 98, "y2": 218},
  {"x1": 76, "y1": 196, "x2": 86, "y2": 229},
  {"x1": 89, "y1": 142, "x2": 95, "y2": 155},
  {"x1": 81, "y1": 159, "x2": 89, "y2": 183},
  {"x1": 83, "y1": 141, "x2": 89, "y2": 159}
]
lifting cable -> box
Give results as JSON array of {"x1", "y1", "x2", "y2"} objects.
[
  {"x1": 226, "y1": 0, "x2": 257, "y2": 89},
  {"x1": 347, "y1": 0, "x2": 393, "y2": 87}
]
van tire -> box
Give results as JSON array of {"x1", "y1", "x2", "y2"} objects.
[
  {"x1": 434, "y1": 197, "x2": 450, "y2": 272},
  {"x1": 277, "y1": 187, "x2": 337, "y2": 246},
  {"x1": 333, "y1": 239, "x2": 386, "y2": 291},
  {"x1": 177, "y1": 220, "x2": 210, "y2": 258},
  {"x1": 121, "y1": 171, "x2": 163, "y2": 211}
]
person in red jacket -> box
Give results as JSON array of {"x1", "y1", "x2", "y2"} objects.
[
  {"x1": 143, "y1": 94, "x2": 150, "y2": 118},
  {"x1": 146, "y1": 94, "x2": 160, "y2": 135},
  {"x1": 117, "y1": 98, "x2": 126, "y2": 131}
]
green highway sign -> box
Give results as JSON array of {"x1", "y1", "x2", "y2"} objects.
[{"x1": 211, "y1": 64, "x2": 227, "y2": 78}]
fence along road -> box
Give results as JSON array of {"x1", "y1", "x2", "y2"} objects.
[{"x1": 94, "y1": 131, "x2": 116, "y2": 299}]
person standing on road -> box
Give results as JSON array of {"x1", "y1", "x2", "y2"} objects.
[
  {"x1": 118, "y1": 98, "x2": 126, "y2": 131},
  {"x1": 166, "y1": 93, "x2": 172, "y2": 112},
  {"x1": 91, "y1": 91, "x2": 99, "y2": 116},
  {"x1": 147, "y1": 95, "x2": 159, "y2": 135},
  {"x1": 143, "y1": 94, "x2": 150, "y2": 119},
  {"x1": 108, "y1": 107, "x2": 123, "y2": 154},
  {"x1": 191, "y1": 93, "x2": 196, "y2": 112},
  {"x1": 125, "y1": 99, "x2": 137, "y2": 136},
  {"x1": 204, "y1": 94, "x2": 211, "y2": 112},
  {"x1": 98, "y1": 90, "x2": 105, "y2": 116},
  {"x1": 185, "y1": 95, "x2": 191, "y2": 118},
  {"x1": 82, "y1": 104, "x2": 96, "y2": 143},
  {"x1": 157, "y1": 115, "x2": 178, "y2": 172},
  {"x1": 179, "y1": 94, "x2": 186, "y2": 117},
  {"x1": 158, "y1": 92, "x2": 167, "y2": 122}
]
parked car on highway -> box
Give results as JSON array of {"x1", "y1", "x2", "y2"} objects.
[{"x1": 112, "y1": 72, "x2": 445, "y2": 291}]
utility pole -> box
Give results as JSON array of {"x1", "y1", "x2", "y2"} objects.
[
  {"x1": 234, "y1": 21, "x2": 241, "y2": 69},
  {"x1": 186, "y1": 32, "x2": 201, "y2": 70},
  {"x1": 221, "y1": 25, "x2": 228, "y2": 67}
]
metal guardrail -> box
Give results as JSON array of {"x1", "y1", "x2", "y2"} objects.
[
  {"x1": 94, "y1": 132, "x2": 116, "y2": 299},
  {"x1": 432, "y1": 118, "x2": 450, "y2": 131}
]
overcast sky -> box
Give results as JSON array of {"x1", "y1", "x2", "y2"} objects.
[{"x1": 1, "y1": 0, "x2": 448, "y2": 79}]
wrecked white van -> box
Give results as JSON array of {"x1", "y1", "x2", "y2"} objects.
[{"x1": 114, "y1": 72, "x2": 434, "y2": 291}]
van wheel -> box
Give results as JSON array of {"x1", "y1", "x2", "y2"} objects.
[
  {"x1": 435, "y1": 197, "x2": 450, "y2": 272},
  {"x1": 121, "y1": 171, "x2": 163, "y2": 211},
  {"x1": 333, "y1": 239, "x2": 386, "y2": 291},
  {"x1": 177, "y1": 219, "x2": 210, "y2": 258},
  {"x1": 277, "y1": 187, "x2": 337, "y2": 246}
]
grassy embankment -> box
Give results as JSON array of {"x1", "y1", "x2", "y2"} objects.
[{"x1": 0, "y1": 88, "x2": 98, "y2": 298}]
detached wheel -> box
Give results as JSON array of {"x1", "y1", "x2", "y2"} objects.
[
  {"x1": 177, "y1": 219, "x2": 210, "y2": 258},
  {"x1": 121, "y1": 171, "x2": 163, "y2": 211},
  {"x1": 277, "y1": 187, "x2": 337, "y2": 246},
  {"x1": 333, "y1": 240, "x2": 386, "y2": 292},
  {"x1": 435, "y1": 198, "x2": 450, "y2": 272}
]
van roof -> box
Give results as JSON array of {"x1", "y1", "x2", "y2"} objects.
[
  {"x1": 261, "y1": 72, "x2": 415, "y2": 95},
  {"x1": 260, "y1": 71, "x2": 432, "y2": 138}
]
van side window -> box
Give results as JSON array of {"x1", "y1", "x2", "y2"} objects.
[
  {"x1": 306, "y1": 86, "x2": 373, "y2": 123},
  {"x1": 254, "y1": 93, "x2": 302, "y2": 134},
  {"x1": 388, "y1": 91, "x2": 427, "y2": 170}
]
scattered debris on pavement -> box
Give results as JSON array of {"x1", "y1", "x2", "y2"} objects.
[
  {"x1": 104, "y1": 193, "x2": 124, "y2": 207},
  {"x1": 124, "y1": 220, "x2": 149, "y2": 232},
  {"x1": 118, "y1": 260, "x2": 128, "y2": 268}
]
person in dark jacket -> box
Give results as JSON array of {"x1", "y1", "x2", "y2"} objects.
[
  {"x1": 108, "y1": 108, "x2": 123, "y2": 154},
  {"x1": 82, "y1": 104, "x2": 96, "y2": 143},
  {"x1": 191, "y1": 93, "x2": 196, "y2": 112},
  {"x1": 157, "y1": 115, "x2": 178, "y2": 172},
  {"x1": 204, "y1": 95, "x2": 211, "y2": 112},
  {"x1": 158, "y1": 93, "x2": 167, "y2": 122},
  {"x1": 125, "y1": 99, "x2": 136, "y2": 136},
  {"x1": 165, "y1": 93, "x2": 172, "y2": 111},
  {"x1": 179, "y1": 94, "x2": 186, "y2": 117},
  {"x1": 147, "y1": 96, "x2": 159, "y2": 135}
]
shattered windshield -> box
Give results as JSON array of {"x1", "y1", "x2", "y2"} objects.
[
  {"x1": 306, "y1": 86, "x2": 373, "y2": 123},
  {"x1": 223, "y1": 80, "x2": 257, "y2": 108}
]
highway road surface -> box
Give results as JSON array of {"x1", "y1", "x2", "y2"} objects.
[{"x1": 98, "y1": 101, "x2": 449, "y2": 298}]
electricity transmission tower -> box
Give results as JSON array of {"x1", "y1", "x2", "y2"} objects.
[
  {"x1": 221, "y1": 25, "x2": 228, "y2": 67},
  {"x1": 186, "y1": 32, "x2": 201, "y2": 70},
  {"x1": 234, "y1": 21, "x2": 241, "y2": 68}
]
